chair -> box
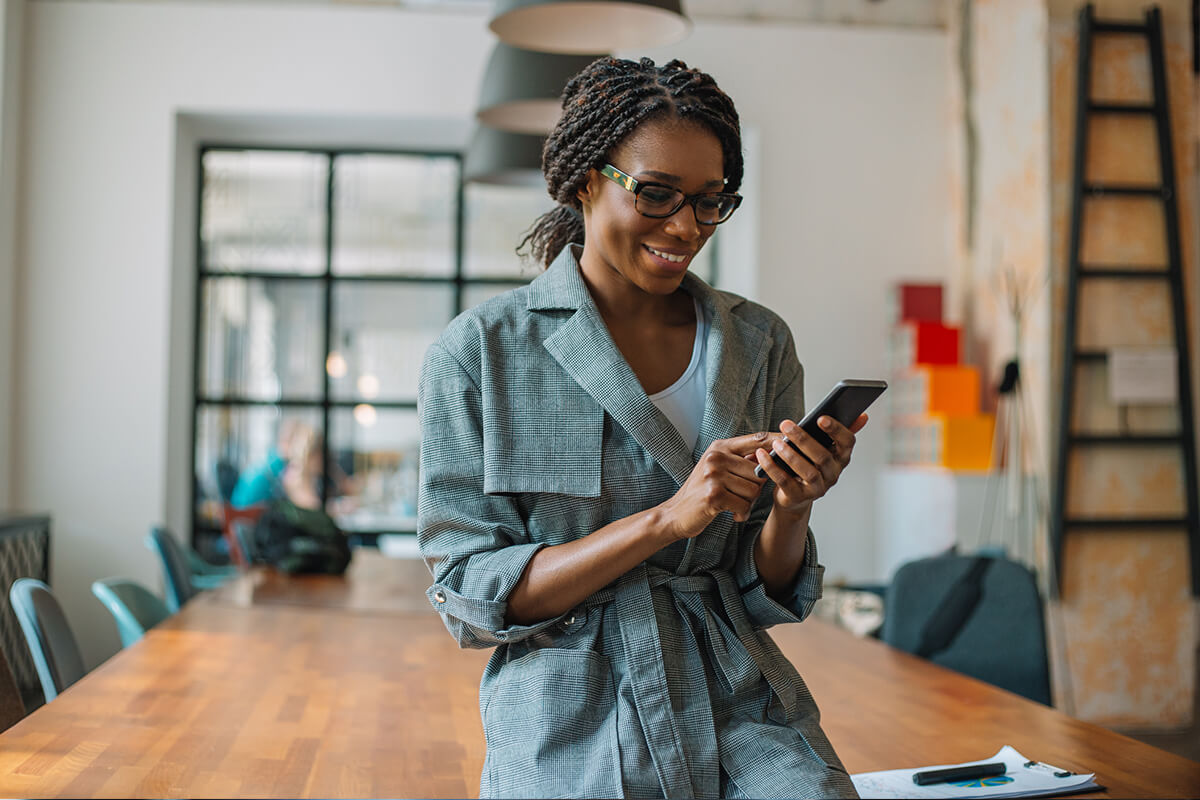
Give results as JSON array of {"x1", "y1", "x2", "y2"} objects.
[
  {"x1": 91, "y1": 578, "x2": 171, "y2": 648},
  {"x1": 145, "y1": 527, "x2": 198, "y2": 612},
  {"x1": 144, "y1": 526, "x2": 238, "y2": 607},
  {"x1": 184, "y1": 547, "x2": 238, "y2": 590},
  {"x1": 882, "y1": 554, "x2": 1051, "y2": 705},
  {"x1": 221, "y1": 504, "x2": 267, "y2": 567},
  {"x1": 0, "y1": 646, "x2": 25, "y2": 732},
  {"x1": 8, "y1": 578, "x2": 86, "y2": 703},
  {"x1": 232, "y1": 518, "x2": 259, "y2": 566}
]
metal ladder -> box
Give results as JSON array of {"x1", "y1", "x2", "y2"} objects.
[{"x1": 1052, "y1": 3, "x2": 1199, "y2": 595}]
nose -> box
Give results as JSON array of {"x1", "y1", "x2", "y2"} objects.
[{"x1": 662, "y1": 199, "x2": 704, "y2": 241}]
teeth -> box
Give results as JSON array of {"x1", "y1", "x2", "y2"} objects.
[{"x1": 648, "y1": 246, "x2": 687, "y2": 263}]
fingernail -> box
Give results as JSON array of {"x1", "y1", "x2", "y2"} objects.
[{"x1": 820, "y1": 417, "x2": 833, "y2": 429}]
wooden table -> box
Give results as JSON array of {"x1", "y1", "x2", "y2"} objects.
[
  {"x1": 0, "y1": 552, "x2": 1196, "y2": 798},
  {"x1": 204, "y1": 549, "x2": 436, "y2": 615}
]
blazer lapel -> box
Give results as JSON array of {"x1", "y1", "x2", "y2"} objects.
[
  {"x1": 687, "y1": 275, "x2": 773, "y2": 459},
  {"x1": 533, "y1": 249, "x2": 697, "y2": 488}
]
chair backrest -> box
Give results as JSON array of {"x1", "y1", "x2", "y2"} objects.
[
  {"x1": 221, "y1": 504, "x2": 267, "y2": 567},
  {"x1": 145, "y1": 527, "x2": 196, "y2": 612},
  {"x1": 232, "y1": 519, "x2": 259, "y2": 566},
  {"x1": 882, "y1": 554, "x2": 1052, "y2": 705},
  {"x1": 91, "y1": 578, "x2": 171, "y2": 648},
  {"x1": 0, "y1": 645, "x2": 25, "y2": 732},
  {"x1": 8, "y1": 578, "x2": 86, "y2": 703}
]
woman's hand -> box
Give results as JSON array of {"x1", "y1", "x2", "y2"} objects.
[
  {"x1": 658, "y1": 432, "x2": 783, "y2": 541},
  {"x1": 753, "y1": 414, "x2": 868, "y2": 515}
]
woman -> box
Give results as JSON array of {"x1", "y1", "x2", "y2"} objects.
[{"x1": 419, "y1": 57, "x2": 864, "y2": 799}]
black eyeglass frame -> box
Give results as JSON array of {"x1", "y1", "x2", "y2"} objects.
[{"x1": 599, "y1": 164, "x2": 742, "y2": 225}]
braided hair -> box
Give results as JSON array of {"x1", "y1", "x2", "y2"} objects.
[{"x1": 518, "y1": 57, "x2": 743, "y2": 269}]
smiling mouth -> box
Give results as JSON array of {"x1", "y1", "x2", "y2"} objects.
[{"x1": 645, "y1": 245, "x2": 690, "y2": 264}]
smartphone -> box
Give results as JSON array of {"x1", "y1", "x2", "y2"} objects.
[{"x1": 754, "y1": 379, "x2": 888, "y2": 480}]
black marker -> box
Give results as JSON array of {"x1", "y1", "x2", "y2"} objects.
[{"x1": 912, "y1": 762, "x2": 1006, "y2": 786}]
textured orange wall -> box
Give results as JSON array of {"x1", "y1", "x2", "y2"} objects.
[{"x1": 1047, "y1": 0, "x2": 1197, "y2": 728}]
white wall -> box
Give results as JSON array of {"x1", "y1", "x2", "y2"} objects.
[
  {"x1": 0, "y1": 0, "x2": 24, "y2": 508},
  {"x1": 14, "y1": 1, "x2": 947, "y2": 666},
  {"x1": 643, "y1": 22, "x2": 950, "y2": 583}
]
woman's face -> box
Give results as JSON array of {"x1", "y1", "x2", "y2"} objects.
[{"x1": 577, "y1": 117, "x2": 725, "y2": 297}]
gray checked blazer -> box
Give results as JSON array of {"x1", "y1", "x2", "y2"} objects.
[{"x1": 418, "y1": 246, "x2": 858, "y2": 799}]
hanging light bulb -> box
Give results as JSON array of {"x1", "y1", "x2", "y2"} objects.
[
  {"x1": 353, "y1": 403, "x2": 378, "y2": 428},
  {"x1": 325, "y1": 351, "x2": 348, "y2": 379}
]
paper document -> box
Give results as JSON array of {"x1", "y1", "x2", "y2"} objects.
[{"x1": 850, "y1": 745, "x2": 1098, "y2": 799}]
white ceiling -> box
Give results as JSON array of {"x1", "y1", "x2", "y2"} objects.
[{"x1": 36, "y1": 0, "x2": 948, "y2": 29}]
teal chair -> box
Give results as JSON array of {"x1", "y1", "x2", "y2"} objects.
[
  {"x1": 185, "y1": 547, "x2": 238, "y2": 590},
  {"x1": 8, "y1": 578, "x2": 86, "y2": 703},
  {"x1": 144, "y1": 526, "x2": 236, "y2": 611},
  {"x1": 91, "y1": 578, "x2": 171, "y2": 647},
  {"x1": 145, "y1": 527, "x2": 197, "y2": 612}
]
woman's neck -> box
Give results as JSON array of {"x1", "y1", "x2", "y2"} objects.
[{"x1": 576, "y1": 251, "x2": 692, "y2": 329}]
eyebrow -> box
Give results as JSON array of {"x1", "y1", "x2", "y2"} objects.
[{"x1": 639, "y1": 169, "x2": 726, "y2": 189}]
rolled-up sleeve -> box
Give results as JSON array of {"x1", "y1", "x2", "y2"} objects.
[
  {"x1": 732, "y1": 330, "x2": 826, "y2": 629},
  {"x1": 418, "y1": 341, "x2": 568, "y2": 648},
  {"x1": 734, "y1": 523, "x2": 825, "y2": 629}
]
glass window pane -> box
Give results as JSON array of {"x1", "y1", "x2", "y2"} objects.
[
  {"x1": 330, "y1": 283, "x2": 455, "y2": 402},
  {"x1": 462, "y1": 282, "x2": 527, "y2": 311},
  {"x1": 199, "y1": 277, "x2": 325, "y2": 401},
  {"x1": 463, "y1": 182, "x2": 554, "y2": 278},
  {"x1": 201, "y1": 150, "x2": 328, "y2": 274},
  {"x1": 194, "y1": 404, "x2": 324, "y2": 524},
  {"x1": 327, "y1": 407, "x2": 420, "y2": 533},
  {"x1": 332, "y1": 154, "x2": 458, "y2": 277}
]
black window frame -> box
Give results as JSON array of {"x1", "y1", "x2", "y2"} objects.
[{"x1": 189, "y1": 145, "x2": 533, "y2": 554}]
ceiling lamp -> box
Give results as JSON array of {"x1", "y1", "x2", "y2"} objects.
[
  {"x1": 462, "y1": 126, "x2": 547, "y2": 187},
  {"x1": 477, "y1": 44, "x2": 602, "y2": 135},
  {"x1": 489, "y1": 0, "x2": 690, "y2": 55}
]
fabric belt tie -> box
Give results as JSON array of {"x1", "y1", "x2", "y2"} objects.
[{"x1": 588, "y1": 566, "x2": 792, "y2": 701}]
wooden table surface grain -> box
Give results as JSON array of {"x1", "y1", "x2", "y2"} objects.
[
  {"x1": 204, "y1": 550, "x2": 437, "y2": 615},
  {"x1": 772, "y1": 622, "x2": 1200, "y2": 798},
  {"x1": 0, "y1": 551, "x2": 1196, "y2": 798},
  {"x1": 0, "y1": 598, "x2": 490, "y2": 799}
]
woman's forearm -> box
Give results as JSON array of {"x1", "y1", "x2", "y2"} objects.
[
  {"x1": 504, "y1": 505, "x2": 679, "y2": 626},
  {"x1": 754, "y1": 502, "x2": 812, "y2": 600}
]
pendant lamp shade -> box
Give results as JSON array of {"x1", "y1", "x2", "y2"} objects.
[
  {"x1": 477, "y1": 44, "x2": 602, "y2": 135},
  {"x1": 463, "y1": 126, "x2": 547, "y2": 187},
  {"x1": 489, "y1": 0, "x2": 690, "y2": 55}
]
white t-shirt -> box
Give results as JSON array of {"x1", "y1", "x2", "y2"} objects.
[{"x1": 648, "y1": 297, "x2": 709, "y2": 452}]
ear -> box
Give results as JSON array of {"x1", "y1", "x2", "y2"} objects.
[{"x1": 576, "y1": 168, "x2": 600, "y2": 209}]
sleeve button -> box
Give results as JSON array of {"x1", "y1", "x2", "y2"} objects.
[{"x1": 434, "y1": 590, "x2": 446, "y2": 604}]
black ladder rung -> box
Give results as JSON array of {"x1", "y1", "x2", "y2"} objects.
[
  {"x1": 1091, "y1": 20, "x2": 1149, "y2": 34},
  {"x1": 1078, "y1": 266, "x2": 1170, "y2": 278},
  {"x1": 1083, "y1": 183, "x2": 1167, "y2": 197},
  {"x1": 1064, "y1": 516, "x2": 1188, "y2": 529},
  {"x1": 1088, "y1": 101, "x2": 1157, "y2": 114},
  {"x1": 1074, "y1": 350, "x2": 1108, "y2": 362},
  {"x1": 1070, "y1": 433, "x2": 1182, "y2": 446}
]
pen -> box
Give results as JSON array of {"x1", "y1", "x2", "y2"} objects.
[{"x1": 912, "y1": 762, "x2": 1007, "y2": 786}]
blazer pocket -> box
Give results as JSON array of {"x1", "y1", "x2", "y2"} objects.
[
  {"x1": 482, "y1": 397, "x2": 603, "y2": 498},
  {"x1": 482, "y1": 648, "x2": 622, "y2": 798}
]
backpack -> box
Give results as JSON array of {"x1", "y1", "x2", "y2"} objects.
[{"x1": 253, "y1": 498, "x2": 352, "y2": 575}]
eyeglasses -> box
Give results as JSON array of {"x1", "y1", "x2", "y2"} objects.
[{"x1": 599, "y1": 164, "x2": 742, "y2": 225}]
